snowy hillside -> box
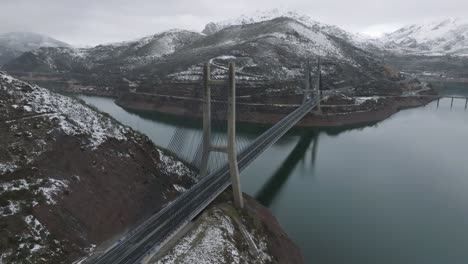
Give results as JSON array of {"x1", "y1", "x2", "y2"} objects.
[
  {"x1": 0, "y1": 32, "x2": 70, "y2": 66},
  {"x1": 156, "y1": 16, "x2": 395, "y2": 95},
  {"x1": 0, "y1": 32, "x2": 70, "y2": 52},
  {"x1": 381, "y1": 18, "x2": 468, "y2": 56},
  {"x1": 4, "y1": 29, "x2": 204, "y2": 72},
  {"x1": 203, "y1": 9, "x2": 366, "y2": 46},
  {"x1": 3, "y1": 13, "x2": 403, "y2": 96},
  {"x1": 0, "y1": 72, "x2": 197, "y2": 263},
  {"x1": 0, "y1": 45, "x2": 23, "y2": 66}
]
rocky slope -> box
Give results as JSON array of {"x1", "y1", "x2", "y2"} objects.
[
  {"x1": 150, "y1": 193, "x2": 304, "y2": 264},
  {"x1": 0, "y1": 32, "x2": 70, "y2": 66},
  {"x1": 0, "y1": 72, "x2": 197, "y2": 263}
]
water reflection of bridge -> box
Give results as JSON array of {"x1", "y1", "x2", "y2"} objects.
[{"x1": 257, "y1": 131, "x2": 320, "y2": 207}]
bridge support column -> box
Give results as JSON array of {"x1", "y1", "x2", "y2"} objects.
[
  {"x1": 451, "y1": 97, "x2": 454, "y2": 108},
  {"x1": 465, "y1": 98, "x2": 467, "y2": 109},
  {"x1": 227, "y1": 62, "x2": 244, "y2": 209},
  {"x1": 303, "y1": 61, "x2": 311, "y2": 104},
  {"x1": 200, "y1": 63, "x2": 212, "y2": 177},
  {"x1": 315, "y1": 57, "x2": 322, "y2": 114}
]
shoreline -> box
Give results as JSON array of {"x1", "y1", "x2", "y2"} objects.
[{"x1": 115, "y1": 93, "x2": 438, "y2": 128}]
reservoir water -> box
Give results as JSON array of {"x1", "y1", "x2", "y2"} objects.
[{"x1": 78, "y1": 90, "x2": 468, "y2": 264}]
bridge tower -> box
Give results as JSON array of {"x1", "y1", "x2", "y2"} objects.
[
  {"x1": 304, "y1": 58, "x2": 322, "y2": 113},
  {"x1": 200, "y1": 62, "x2": 244, "y2": 209},
  {"x1": 315, "y1": 57, "x2": 322, "y2": 114},
  {"x1": 303, "y1": 61, "x2": 312, "y2": 104}
]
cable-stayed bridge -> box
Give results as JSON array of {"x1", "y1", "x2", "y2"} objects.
[{"x1": 91, "y1": 59, "x2": 321, "y2": 264}]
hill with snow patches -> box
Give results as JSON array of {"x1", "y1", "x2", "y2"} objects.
[
  {"x1": 381, "y1": 18, "x2": 468, "y2": 56},
  {"x1": 0, "y1": 32, "x2": 70, "y2": 66},
  {"x1": 0, "y1": 72, "x2": 197, "y2": 263}
]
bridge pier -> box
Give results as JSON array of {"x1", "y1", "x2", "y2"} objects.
[
  {"x1": 437, "y1": 98, "x2": 440, "y2": 108},
  {"x1": 465, "y1": 98, "x2": 467, "y2": 109},
  {"x1": 451, "y1": 97, "x2": 454, "y2": 108}
]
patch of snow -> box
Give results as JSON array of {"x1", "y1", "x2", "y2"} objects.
[
  {"x1": 0, "y1": 179, "x2": 30, "y2": 192},
  {"x1": 173, "y1": 184, "x2": 187, "y2": 193},
  {"x1": 0, "y1": 162, "x2": 18, "y2": 175},
  {"x1": 23, "y1": 105, "x2": 32, "y2": 112},
  {"x1": 157, "y1": 150, "x2": 192, "y2": 176},
  {"x1": 154, "y1": 209, "x2": 239, "y2": 264},
  {"x1": 37, "y1": 179, "x2": 69, "y2": 205},
  {"x1": 355, "y1": 96, "x2": 380, "y2": 105},
  {"x1": 0, "y1": 201, "x2": 21, "y2": 216},
  {"x1": 25, "y1": 215, "x2": 50, "y2": 240}
]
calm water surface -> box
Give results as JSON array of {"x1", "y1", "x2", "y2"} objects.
[{"x1": 78, "y1": 88, "x2": 468, "y2": 264}]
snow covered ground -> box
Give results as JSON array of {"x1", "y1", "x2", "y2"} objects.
[
  {"x1": 153, "y1": 207, "x2": 271, "y2": 264},
  {"x1": 1, "y1": 71, "x2": 128, "y2": 150}
]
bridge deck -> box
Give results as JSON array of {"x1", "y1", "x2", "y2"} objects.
[{"x1": 92, "y1": 100, "x2": 317, "y2": 264}]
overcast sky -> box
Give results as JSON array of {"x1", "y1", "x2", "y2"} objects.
[{"x1": 0, "y1": 0, "x2": 466, "y2": 46}]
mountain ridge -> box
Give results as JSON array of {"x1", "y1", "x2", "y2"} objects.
[
  {"x1": 0, "y1": 32, "x2": 71, "y2": 66},
  {"x1": 380, "y1": 18, "x2": 468, "y2": 56}
]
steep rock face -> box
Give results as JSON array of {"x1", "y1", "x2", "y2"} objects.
[
  {"x1": 381, "y1": 18, "x2": 468, "y2": 56},
  {"x1": 0, "y1": 72, "x2": 197, "y2": 263}
]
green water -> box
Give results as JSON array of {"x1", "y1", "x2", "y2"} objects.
[{"x1": 78, "y1": 91, "x2": 468, "y2": 264}]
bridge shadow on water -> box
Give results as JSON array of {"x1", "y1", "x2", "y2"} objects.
[
  {"x1": 254, "y1": 120, "x2": 385, "y2": 207},
  {"x1": 256, "y1": 130, "x2": 320, "y2": 207}
]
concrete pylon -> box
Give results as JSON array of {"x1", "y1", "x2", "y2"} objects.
[
  {"x1": 199, "y1": 61, "x2": 244, "y2": 209},
  {"x1": 315, "y1": 57, "x2": 322, "y2": 114},
  {"x1": 199, "y1": 63, "x2": 212, "y2": 177},
  {"x1": 303, "y1": 61, "x2": 311, "y2": 104},
  {"x1": 227, "y1": 62, "x2": 244, "y2": 209}
]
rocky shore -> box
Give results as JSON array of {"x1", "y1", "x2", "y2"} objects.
[{"x1": 116, "y1": 92, "x2": 438, "y2": 128}]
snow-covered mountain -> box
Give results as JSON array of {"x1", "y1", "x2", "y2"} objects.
[
  {"x1": 0, "y1": 32, "x2": 70, "y2": 52},
  {"x1": 4, "y1": 29, "x2": 204, "y2": 73},
  {"x1": 4, "y1": 13, "x2": 409, "y2": 96},
  {"x1": 203, "y1": 9, "x2": 368, "y2": 47},
  {"x1": 0, "y1": 32, "x2": 70, "y2": 65},
  {"x1": 0, "y1": 45, "x2": 23, "y2": 66},
  {"x1": 381, "y1": 18, "x2": 468, "y2": 56}
]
